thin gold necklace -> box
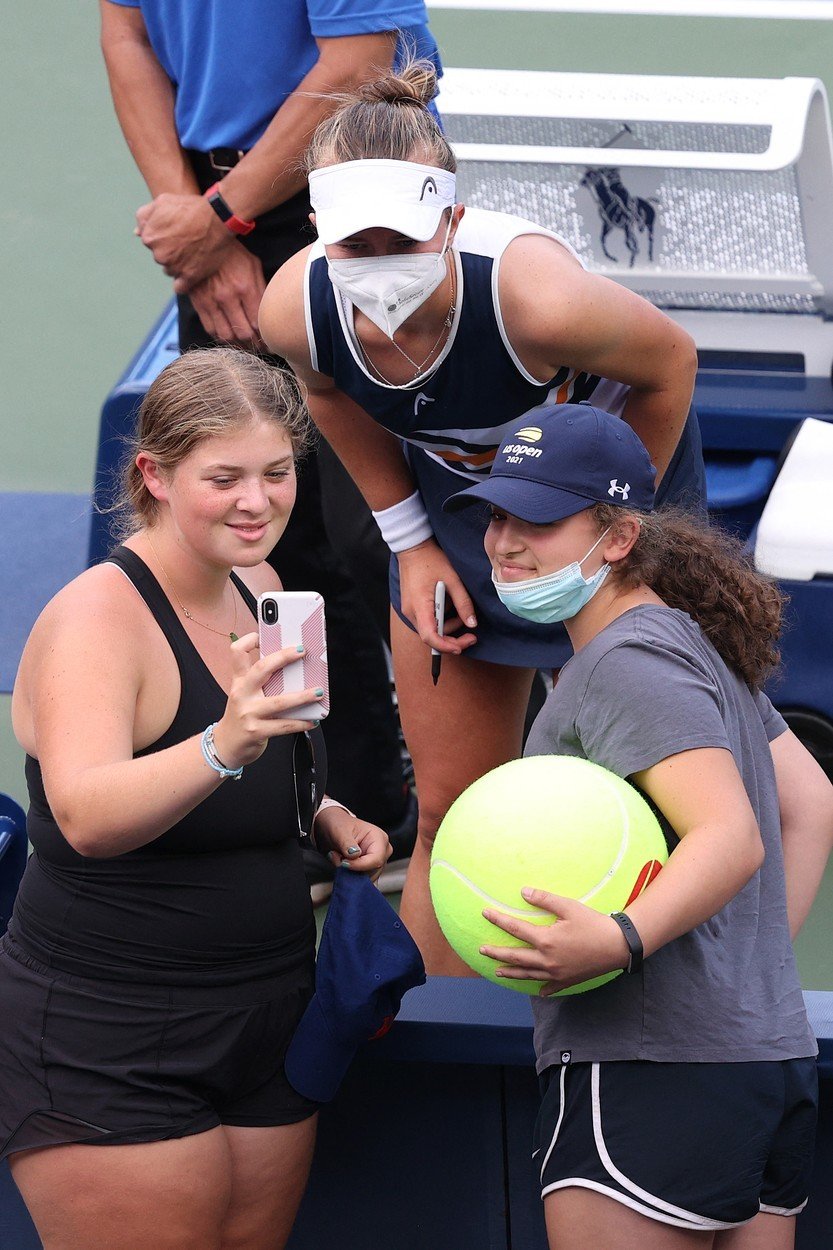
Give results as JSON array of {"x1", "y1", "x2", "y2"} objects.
[
  {"x1": 360, "y1": 264, "x2": 456, "y2": 386},
  {"x1": 146, "y1": 535, "x2": 239, "y2": 642}
]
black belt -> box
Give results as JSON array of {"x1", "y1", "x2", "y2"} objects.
[
  {"x1": 186, "y1": 147, "x2": 248, "y2": 178},
  {"x1": 184, "y1": 147, "x2": 313, "y2": 238}
]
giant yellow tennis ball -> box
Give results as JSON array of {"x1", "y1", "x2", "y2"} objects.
[{"x1": 429, "y1": 755, "x2": 667, "y2": 995}]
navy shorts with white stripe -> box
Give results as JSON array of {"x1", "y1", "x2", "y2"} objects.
[{"x1": 534, "y1": 1058, "x2": 817, "y2": 1231}]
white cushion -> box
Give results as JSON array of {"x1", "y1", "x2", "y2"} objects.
[{"x1": 754, "y1": 418, "x2": 833, "y2": 579}]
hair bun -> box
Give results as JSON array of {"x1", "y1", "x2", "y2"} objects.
[
  {"x1": 357, "y1": 61, "x2": 437, "y2": 109},
  {"x1": 306, "y1": 56, "x2": 454, "y2": 174}
]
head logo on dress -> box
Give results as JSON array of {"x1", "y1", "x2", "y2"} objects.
[
  {"x1": 608, "y1": 479, "x2": 630, "y2": 499},
  {"x1": 515, "y1": 427, "x2": 543, "y2": 443},
  {"x1": 419, "y1": 176, "x2": 439, "y2": 201},
  {"x1": 414, "y1": 392, "x2": 435, "y2": 417}
]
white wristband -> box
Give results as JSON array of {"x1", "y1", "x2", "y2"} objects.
[
  {"x1": 315, "y1": 796, "x2": 355, "y2": 821},
  {"x1": 371, "y1": 490, "x2": 434, "y2": 553},
  {"x1": 312, "y1": 796, "x2": 355, "y2": 853}
]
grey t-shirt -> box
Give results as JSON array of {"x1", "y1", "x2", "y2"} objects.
[{"x1": 525, "y1": 605, "x2": 816, "y2": 1071}]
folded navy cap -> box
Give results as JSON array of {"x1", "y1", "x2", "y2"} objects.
[
  {"x1": 443, "y1": 403, "x2": 656, "y2": 523},
  {"x1": 285, "y1": 868, "x2": 426, "y2": 1103}
]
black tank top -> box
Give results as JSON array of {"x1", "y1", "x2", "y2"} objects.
[{"x1": 11, "y1": 547, "x2": 324, "y2": 985}]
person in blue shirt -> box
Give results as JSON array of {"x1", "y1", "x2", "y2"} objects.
[{"x1": 100, "y1": 0, "x2": 441, "y2": 347}]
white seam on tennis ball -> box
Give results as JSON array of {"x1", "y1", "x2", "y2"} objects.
[
  {"x1": 576, "y1": 775, "x2": 630, "y2": 904},
  {"x1": 431, "y1": 862, "x2": 548, "y2": 918},
  {"x1": 434, "y1": 770, "x2": 634, "y2": 907}
]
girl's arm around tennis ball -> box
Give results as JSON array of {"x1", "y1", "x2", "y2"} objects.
[
  {"x1": 481, "y1": 746, "x2": 764, "y2": 995},
  {"x1": 771, "y1": 729, "x2": 833, "y2": 939}
]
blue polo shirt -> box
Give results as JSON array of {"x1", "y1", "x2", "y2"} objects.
[{"x1": 107, "y1": 0, "x2": 441, "y2": 150}]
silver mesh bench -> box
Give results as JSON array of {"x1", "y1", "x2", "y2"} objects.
[{"x1": 439, "y1": 68, "x2": 833, "y2": 375}]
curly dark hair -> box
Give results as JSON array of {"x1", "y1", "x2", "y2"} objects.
[{"x1": 592, "y1": 504, "x2": 785, "y2": 690}]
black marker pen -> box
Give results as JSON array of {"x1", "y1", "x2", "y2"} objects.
[{"x1": 431, "y1": 581, "x2": 446, "y2": 686}]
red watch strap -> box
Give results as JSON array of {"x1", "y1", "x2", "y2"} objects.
[{"x1": 204, "y1": 183, "x2": 256, "y2": 236}]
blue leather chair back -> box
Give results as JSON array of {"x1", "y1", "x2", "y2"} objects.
[{"x1": 0, "y1": 793, "x2": 27, "y2": 934}]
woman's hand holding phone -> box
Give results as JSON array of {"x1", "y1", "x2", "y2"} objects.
[{"x1": 211, "y1": 633, "x2": 322, "y2": 771}]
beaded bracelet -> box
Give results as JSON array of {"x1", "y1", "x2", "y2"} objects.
[{"x1": 200, "y1": 723, "x2": 243, "y2": 781}]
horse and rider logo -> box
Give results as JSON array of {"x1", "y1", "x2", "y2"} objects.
[{"x1": 580, "y1": 166, "x2": 657, "y2": 268}]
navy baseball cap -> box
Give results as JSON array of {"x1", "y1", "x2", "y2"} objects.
[
  {"x1": 284, "y1": 868, "x2": 425, "y2": 1103},
  {"x1": 444, "y1": 404, "x2": 656, "y2": 523}
]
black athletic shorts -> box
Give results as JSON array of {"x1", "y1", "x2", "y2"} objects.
[
  {"x1": 534, "y1": 1058, "x2": 818, "y2": 1231},
  {"x1": 0, "y1": 938, "x2": 318, "y2": 1161}
]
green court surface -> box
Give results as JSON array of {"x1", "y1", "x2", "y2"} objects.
[
  {"x1": 430, "y1": 4, "x2": 833, "y2": 92},
  {"x1": 4, "y1": 2, "x2": 833, "y2": 987}
]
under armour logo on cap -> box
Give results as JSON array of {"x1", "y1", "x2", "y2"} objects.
[{"x1": 608, "y1": 479, "x2": 630, "y2": 499}]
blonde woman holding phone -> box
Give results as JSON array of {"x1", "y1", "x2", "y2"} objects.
[{"x1": 2, "y1": 349, "x2": 389, "y2": 1250}]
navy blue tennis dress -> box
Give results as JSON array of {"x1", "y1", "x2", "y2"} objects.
[{"x1": 306, "y1": 207, "x2": 705, "y2": 667}]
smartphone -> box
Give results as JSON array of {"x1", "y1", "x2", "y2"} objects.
[{"x1": 258, "y1": 591, "x2": 329, "y2": 721}]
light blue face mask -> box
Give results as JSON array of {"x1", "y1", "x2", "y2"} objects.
[{"x1": 492, "y1": 529, "x2": 611, "y2": 624}]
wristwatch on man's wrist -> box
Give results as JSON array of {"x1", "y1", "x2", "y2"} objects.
[{"x1": 204, "y1": 183, "x2": 256, "y2": 236}]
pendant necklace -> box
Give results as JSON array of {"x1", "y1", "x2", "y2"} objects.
[
  {"x1": 146, "y1": 535, "x2": 239, "y2": 642},
  {"x1": 360, "y1": 263, "x2": 456, "y2": 387}
]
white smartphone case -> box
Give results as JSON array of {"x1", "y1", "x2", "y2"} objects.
[{"x1": 258, "y1": 592, "x2": 329, "y2": 720}]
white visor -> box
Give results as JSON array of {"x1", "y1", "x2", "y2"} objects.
[{"x1": 309, "y1": 159, "x2": 457, "y2": 244}]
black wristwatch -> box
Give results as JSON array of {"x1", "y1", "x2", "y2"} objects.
[
  {"x1": 204, "y1": 183, "x2": 256, "y2": 236},
  {"x1": 609, "y1": 912, "x2": 644, "y2": 974}
]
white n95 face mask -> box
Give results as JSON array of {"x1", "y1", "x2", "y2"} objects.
[{"x1": 326, "y1": 216, "x2": 453, "y2": 339}]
